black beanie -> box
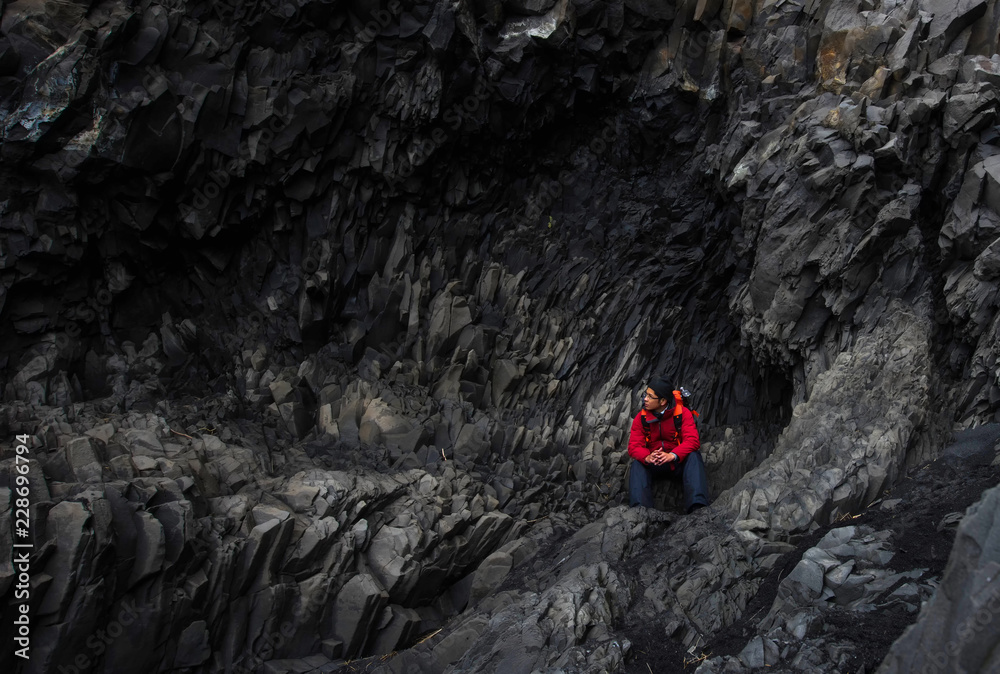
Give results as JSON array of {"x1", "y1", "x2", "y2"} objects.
[{"x1": 648, "y1": 376, "x2": 672, "y2": 400}]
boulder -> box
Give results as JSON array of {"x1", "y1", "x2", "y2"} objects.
[
  {"x1": 330, "y1": 574, "x2": 388, "y2": 658},
  {"x1": 37, "y1": 501, "x2": 91, "y2": 617}
]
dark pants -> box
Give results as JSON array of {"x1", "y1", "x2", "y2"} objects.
[{"x1": 629, "y1": 451, "x2": 710, "y2": 513}]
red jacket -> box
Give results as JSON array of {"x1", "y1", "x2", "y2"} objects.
[{"x1": 628, "y1": 406, "x2": 700, "y2": 468}]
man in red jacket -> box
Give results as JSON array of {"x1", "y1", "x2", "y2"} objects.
[{"x1": 628, "y1": 377, "x2": 710, "y2": 513}]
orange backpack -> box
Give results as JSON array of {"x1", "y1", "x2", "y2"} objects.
[{"x1": 640, "y1": 388, "x2": 699, "y2": 445}]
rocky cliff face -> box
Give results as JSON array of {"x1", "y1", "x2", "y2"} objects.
[{"x1": 3, "y1": 0, "x2": 1000, "y2": 671}]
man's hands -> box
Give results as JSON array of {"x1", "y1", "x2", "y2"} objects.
[{"x1": 647, "y1": 450, "x2": 677, "y2": 466}]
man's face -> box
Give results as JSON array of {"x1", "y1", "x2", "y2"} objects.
[{"x1": 643, "y1": 388, "x2": 669, "y2": 412}]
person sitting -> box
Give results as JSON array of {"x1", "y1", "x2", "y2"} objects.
[{"x1": 627, "y1": 377, "x2": 710, "y2": 513}]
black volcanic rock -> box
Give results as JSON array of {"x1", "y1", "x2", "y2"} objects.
[{"x1": 4, "y1": 0, "x2": 1000, "y2": 672}]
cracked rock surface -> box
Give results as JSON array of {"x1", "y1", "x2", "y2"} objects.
[{"x1": 4, "y1": 0, "x2": 1000, "y2": 672}]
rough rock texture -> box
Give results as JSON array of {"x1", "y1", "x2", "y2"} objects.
[
  {"x1": 878, "y1": 478, "x2": 1000, "y2": 674},
  {"x1": 678, "y1": 429, "x2": 1000, "y2": 674},
  {"x1": 4, "y1": 0, "x2": 1000, "y2": 671}
]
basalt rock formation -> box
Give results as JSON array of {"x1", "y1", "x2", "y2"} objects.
[{"x1": 3, "y1": 0, "x2": 1000, "y2": 672}]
